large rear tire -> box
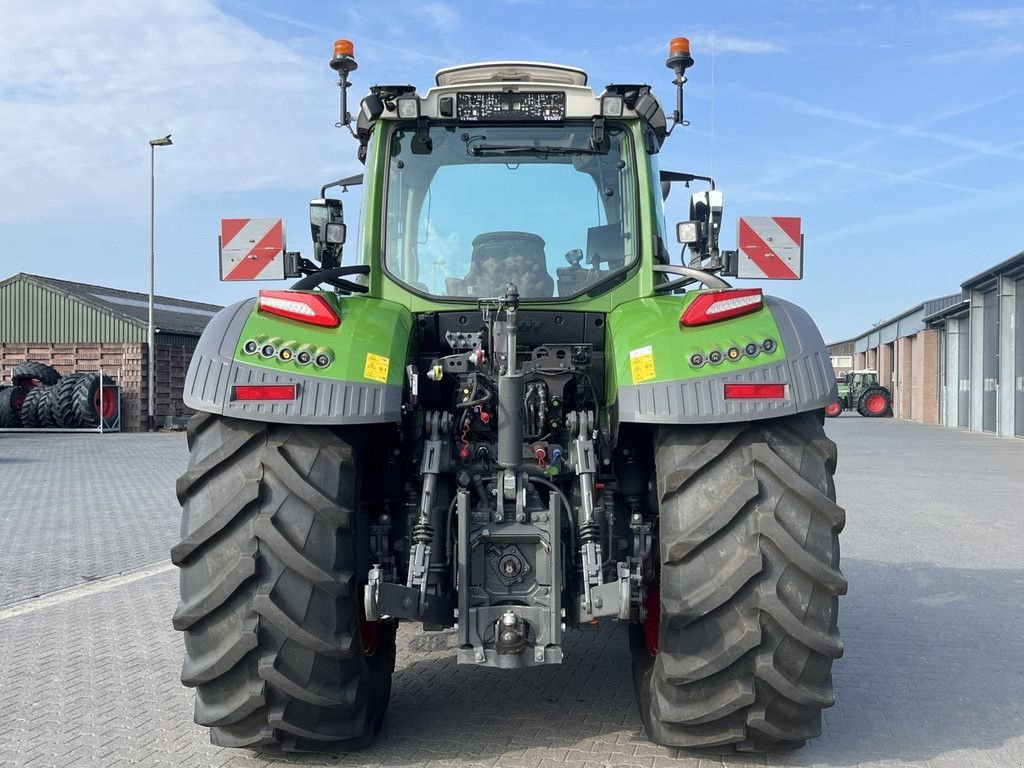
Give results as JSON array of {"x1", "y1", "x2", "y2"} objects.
[
  {"x1": 11, "y1": 361, "x2": 60, "y2": 390},
  {"x1": 856, "y1": 387, "x2": 892, "y2": 417},
  {"x1": 631, "y1": 412, "x2": 846, "y2": 752},
  {"x1": 172, "y1": 413, "x2": 397, "y2": 751}
]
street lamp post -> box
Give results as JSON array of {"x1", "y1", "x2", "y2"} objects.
[{"x1": 148, "y1": 135, "x2": 172, "y2": 432}]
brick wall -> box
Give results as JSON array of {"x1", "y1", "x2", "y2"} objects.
[
  {"x1": 896, "y1": 337, "x2": 914, "y2": 418},
  {"x1": 0, "y1": 343, "x2": 194, "y2": 432},
  {"x1": 139, "y1": 346, "x2": 196, "y2": 431},
  {"x1": 916, "y1": 329, "x2": 941, "y2": 425},
  {"x1": 879, "y1": 343, "x2": 894, "y2": 390}
]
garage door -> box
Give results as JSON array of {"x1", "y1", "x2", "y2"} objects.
[
  {"x1": 958, "y1": 318, "x2": 970, "y2": 428},
  {"x1": 982, "y1": 288, "x2": 998, "y2": 433},
  {"x1": 1016, "y1": 279, "x2": 1024, "y2": 438}
]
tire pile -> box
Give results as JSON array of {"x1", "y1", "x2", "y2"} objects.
[{"x1": 0, "y1": 361, "x2": 119, "y2": 429}]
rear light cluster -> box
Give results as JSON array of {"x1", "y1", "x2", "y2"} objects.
[
  {"x1": 232, "y1": 384, "x2": 297, "y2": 401},
  {"x1": 258, "y1": 290, "x2": 340, "y2": 328},
  {"x1": 242, "y1": 336, "x2": 334, "y2": 369},
  {"x1": 724, "y1": 383, "x2": 787, "y2": 400},
  {"x1": 680, "y1": 288, "x2": 763, "y2": 327},
  {"x1": 689, "y1": 338, "x2": 777, "y2": 369}
]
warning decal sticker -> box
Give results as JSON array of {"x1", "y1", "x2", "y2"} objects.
[
  {"x1": 363, "y1": 353, "x2": 391, "y2": 384},
  {"x1": 630, "y1": 346, "x2": 656, "y2": 384}
]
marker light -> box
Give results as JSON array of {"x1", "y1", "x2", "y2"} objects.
[
  {"x1": 601, "y1": 94, "x2": 624, "y2": 117},
  {"x1": 333, "y1": 39, "x2": 354, "y2": 58},
  {"x1": 723, "y1": 383, "x2": 786, "y2": 400},
  {"x1": 669, "y1": 37, "x2": 691, "y2": 57},
  {"x1": 396, "y1": 96, "x2": 420, "y2": 119},
  {"x1": 232, "y1": 384, "x2": 297, "y2": 401},
  {"x1": 258, "y1": 290, "x2": 340, "y2": 327},
  {"x1": 680, "y1": 288, "x2": 763, "y2": 327}
]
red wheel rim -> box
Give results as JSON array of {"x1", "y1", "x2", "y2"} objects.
[
  {"x1": 825, "y1": 401, "x2": 841, "y2": 416},
  {"x1": 865, "y1": 394, "x2": 886, "y2": 414},
  {"x1": 643, "y1": 585, "x2": 660, "y2": 656},
  {"x1": 359, "y1": 602, "x2": 380, "y2": 657},
  {"x1": 94, "y1": 386, "x2": 117, "y2": 420},
  {"x1": 22, "y1": 378, "x2": 42, "y2": 392},
  {"x1": 14, "y1": 393, "x2": 25, "y2": 412}
]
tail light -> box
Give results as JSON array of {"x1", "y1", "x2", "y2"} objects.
[
  {"x1": 680, "y1": 288, "x2": 763, "y2": 327},
  {"x1": 258, "y1": 290, "x2": 340, "y2": 327},
  {"x1": 232, "y1": 384, "x2": 297, "y2": 401},
  {"x1": 724, "y1": 383, "x2": 786, "y2": 399}
]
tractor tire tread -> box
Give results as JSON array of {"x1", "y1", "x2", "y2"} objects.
[
  {"x1": 633, "y1": 411, "x2": 845, "y2": 752},
  {"x1": 174, "y1": 413, "x2": 396, "y2": 751}
]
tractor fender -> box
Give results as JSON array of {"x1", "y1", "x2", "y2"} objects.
[
  {"x1": 183, "y1": 296, "x2": 411, "y2": 424},
  {"x1": 609, "y1": 294, "x2": 837, "y2": 424}
]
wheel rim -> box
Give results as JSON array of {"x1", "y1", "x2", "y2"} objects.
[
  {"x1": 95, "y1": 386, "x2": 117, "y2": 420},
  {"x1": 865, "y1": 394, "x2": 886, "y2": 413},
  {"x1": 643, "y1": 585, "x2": 660, "y2": 656},
  {"x1": 359, "y1": 603, "x2": 380, "y2": 657},
  {"x1": 825, "y1": 401, "x2": 841, "y2": 416},
  {"x1": 22, "y1": 378, "x2": 42, "y2": 392}
]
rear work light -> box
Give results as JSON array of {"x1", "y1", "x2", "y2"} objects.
[
  {"x1": 232, "y1": 384, "x2": 297, "y2": 401},
  {"x1": 680, "y1": 288, "x2": 763, "y2": 327},
  {"x1": 723, "y1": 383, "x2": 786, "y2": 400},
  {"x1": 258, "y1": 290, "x2": 340, "y2": 327}
]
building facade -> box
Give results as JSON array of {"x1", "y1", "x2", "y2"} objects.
[
  {"x1": 0, "y1": 273, "x2": 221, "y2": 431},
  {"x1": 828, "y1": 251, "x2": 1024, "y2": 438}
]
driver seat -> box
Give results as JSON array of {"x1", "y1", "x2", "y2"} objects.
[{"x1": 461, "y1": 231, "x2": 553, "y2": 297}]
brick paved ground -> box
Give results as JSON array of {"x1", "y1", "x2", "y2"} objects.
[
  {"x1": 0, "y1": 418, "x2": 1022, "y2": 767},
  {"x1": 0, "y1": 432, "x2": 184, "y2": 604}
]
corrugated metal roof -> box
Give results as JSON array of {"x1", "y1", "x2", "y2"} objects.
[
  {"x1": 0, "y1": 273, "x2": 222, "y2": 336},
  {"x1": 961, "y1": 250, "x2": 1024, "y2": 289},
  {"x1": 922, "y1": 293, "x2": 963, "y2": 318}
]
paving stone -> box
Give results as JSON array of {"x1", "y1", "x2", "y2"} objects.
[{"x1": 0, "y1": 420, "x2": 1023, "y2": 767}]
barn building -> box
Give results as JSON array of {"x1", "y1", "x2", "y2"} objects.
[
  {"x1": 828, "y1": 250, "x2": 1024, "y2": 438},
  {"x1": 0, "y1": 273, "x2": 221, "y2": 431}
]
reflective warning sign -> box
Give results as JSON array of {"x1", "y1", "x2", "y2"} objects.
[
  {"x1": 220, "y1": 218, "x2": 286, "y2": 281},
  {"x1": 736, "y1": 217, "x2": 802, "y2": 280}
]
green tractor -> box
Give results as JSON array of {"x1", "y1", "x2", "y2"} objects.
[
  {"x1": 824, "y1": 369, "x2": 892, "y2": 417},
  {"x1": 173, "y1": 37, "x2": 845, "y2": 754}
]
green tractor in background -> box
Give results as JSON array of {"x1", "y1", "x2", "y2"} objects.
[
  {"x1": 824, "y1": 369, "x2": 893, "y2": 418},
  {"x1": 172, "y1": 37, "x2": 845, "y2": 755}
]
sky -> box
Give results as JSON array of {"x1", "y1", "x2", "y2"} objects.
[{"x1": 1, "y1": 0, "x2": 1023, "y2": 342}]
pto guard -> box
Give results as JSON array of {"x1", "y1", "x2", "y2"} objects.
[
  {"x1": 183, "y1": 296, "x2": 411, "y2": 424},
  {"x1": 610, "y1": 294, "x2": 836, "y2": 424}
]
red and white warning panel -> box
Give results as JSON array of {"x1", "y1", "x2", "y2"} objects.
[
  {"x1": 736, "y1": 217, "x2": 803, "y2": 280},
  {"x1": 220, "y1": 218, "x2": 286, "y2": 281}
]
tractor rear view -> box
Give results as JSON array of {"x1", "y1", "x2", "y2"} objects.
[
  {"x1": 172, "y1": 37, "x2": 845, "y2": 754},
  {"x1": 825, "y1": 369, "x2": 892, "y2": 417}
]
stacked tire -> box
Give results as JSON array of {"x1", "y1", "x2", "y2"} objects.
[{"x1": 1, "y1": 361, "x2": 119, "y2": 429}]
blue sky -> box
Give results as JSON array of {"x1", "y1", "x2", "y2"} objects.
[{"x1": 2, "y1": 0, "x2": 1023, "y2": 341}]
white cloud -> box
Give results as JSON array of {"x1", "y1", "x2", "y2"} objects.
[
  {"x1": 414, "y1": 2, "x2": 463, "y2": 34},
  {"x1": 948, "y1": 8, "x2": 1024, "y2": 28},
  {"x1": 0, "y1": 0, "x2": 351, "y2": 224},
  {"x1": 924, "y1": 39, "x2": 1024, "y2": 63},
  {"x1": 702, "y1": 33, "x2": 785, "y2": 54}
]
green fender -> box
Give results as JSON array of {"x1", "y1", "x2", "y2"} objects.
[
  {"x1": 607, "y1": 293, "x2": 837, "y2": 424},
  {"x1": 182, "y1": 293, "x2": 412, "y2": 424}
]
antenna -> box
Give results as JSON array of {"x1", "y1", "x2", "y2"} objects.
[{"x1": 710, "y1": 34, "x2": 716, "y2": 177}]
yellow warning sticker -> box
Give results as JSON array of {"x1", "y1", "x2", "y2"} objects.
[
  {"x1": 629, "y1": 345, "x2": 656, "y2": 383},
  {"x1": 363, "y1": 353, "x2": 390, "y2": 383}
]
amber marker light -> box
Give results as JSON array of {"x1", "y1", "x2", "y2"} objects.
[
  {"x1": 333, "y1": 39, "x2": 354, "y2": 58},
  {"x1": 668, "y1": 37, "x2": 690, "y2": 57}
]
